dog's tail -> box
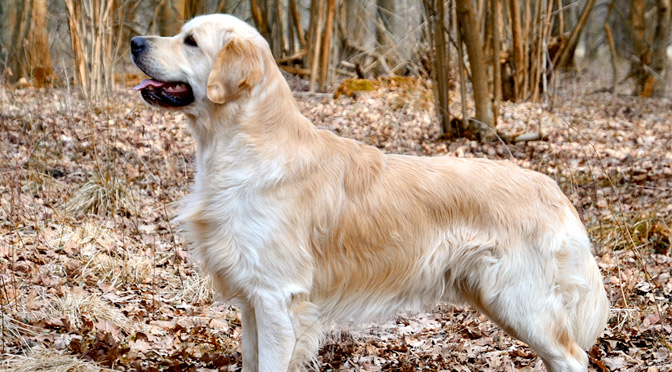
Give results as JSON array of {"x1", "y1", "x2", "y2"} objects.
[{"x1": 556, "y1": 224, "x2": 610, "y2": 350}]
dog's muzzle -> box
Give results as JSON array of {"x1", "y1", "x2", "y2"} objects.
[{"x1": 130, "y1": 36, "x2": 195, "y2": 108}]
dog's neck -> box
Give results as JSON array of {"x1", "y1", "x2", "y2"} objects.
[{"x1": 186, "y1": 65, "x2": 321, "y2": 187}]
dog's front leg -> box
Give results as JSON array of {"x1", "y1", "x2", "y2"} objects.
[
  {"x1": 239, "y1": 301, "x2": 259, "y2": 372},
  {"x1": 253, "y1": 293, "x2": 296, "y2": 372}
]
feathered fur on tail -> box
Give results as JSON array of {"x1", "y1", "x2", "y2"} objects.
[{"x1": 556, "y1": 227, "x2": 610, "y2": 350}]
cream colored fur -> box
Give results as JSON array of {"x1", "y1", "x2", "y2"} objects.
[{"x1": 132, "y1": 14, "x2": 610, "y2": 372}]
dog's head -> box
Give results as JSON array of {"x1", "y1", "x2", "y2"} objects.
[{"x1": 131, "y1": 14, "x2": 269, "y2": 113}]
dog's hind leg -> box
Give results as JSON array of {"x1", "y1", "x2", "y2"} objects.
[
  {"x1": 239, "y1": 300, "x2": 259, "y2": 372},
  {"x1": 473, "y1": 292, "x2": 589, "y2": 372},
  {"x1": 462, "y1": 251, "x2": 604, "y2": 372}
]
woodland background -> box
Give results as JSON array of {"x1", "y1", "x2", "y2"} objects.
[{"x1": 1, "y1": 0, "x2": 671, "y2": 371}]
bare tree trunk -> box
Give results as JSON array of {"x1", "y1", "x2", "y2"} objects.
[
  {"x1": 65, "y1": 0, "x2": 125, "y2": 104},
  {"x1": 477, "y1": 0, "x2": 487, "y2": 36},
  {"x1": 251, "y1": 0, "x2": 291, "y2": 57},
  {"x1": 631, "y1": 0, "x2": 647, "y2": 58},
  {"x1": 1, "y1": 1, "x2": 30, "y2": 82},
  {"x1": 509, "y1": 0, "x2": 524, "y2": 101},
  {"x1": 289, "y1": 0, "x2": 306, "y2": 49},
  {"x1": 216, "y1": 0, "x2": 228, "y2": 13},
  {"x1": 649, "y1": 0, "x2": 671, "y2": 96},
  {"x1": 319, "y1": 0, "x2": 336, "y2": 92},
  {"x1": 556, "y1": 0, "x2": 563, "y2": 37},
  {"x1": 250, "y1": 0, "x2": 271, "y2": 42},
  {"x1": 422, "y1": 0, "x2": 452, "y2": 136},
  {"x1": 630, "y1": 0, "x2": 649, "y2": 96},
  {"x1": 490, "y1": 0, "x2": 502, "y2": 125},
  {"x1": 456, "y1": 0, "x2": 495, "y2": 138},
  {"x1": 522, "y1": 0, "x2": 531, "y2": 99},
  {"x1": 274, "y1": 0, "x2": 287, "y2": 57},
  {"x1": 158, "y1": 0, "x2": 181, "y2": 36},
  {"x1": 0, "y1": 0, "x2": 54, "y2": 84},
  {"x1": 530, "y1": 1, "x2": 543, "y2": 102},
  {"x1": 286, "y1": 0, "x2": 296, "y2": 56},
  {"x1": 454, "y1": 1, "x2": 470, "y2": 132},
  {"x1": 376, "y1": 0, "x2": 396, "y2": 73},
  {"x1": 155, "y1": 0, "x2": 205, "y2": 36},
  {"x1": 552, "y1": 0, "x2": 596, "y2": 70},
  {"x1": 338, "y1": 0, "x2": 373, "y2": 76},
  {"x1": 64, "y1": 0, "x2": 87, "y2": 96},
  {"x1": 531, "y1": 1, "x2": 551, "y2": 102},
  {"x1": 603, "y1": 0, "x2": 618, "y2": 94},
  {"x1": 183, "y1": 0, "x2": 204, "y2": 20},
  {"x1": 308, "y1": 0, "x2": 325, "y2": 91},
  {"x1": 26, "y1": 0, "x2": 51, "y2": 85}
]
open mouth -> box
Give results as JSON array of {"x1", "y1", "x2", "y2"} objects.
[{"x1": 134, "y1": 79, "x2": 194, "y2": 108}]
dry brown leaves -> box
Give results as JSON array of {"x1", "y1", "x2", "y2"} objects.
[{"x1": 0, "y1": 75, "x2": 670, "y2": 371}]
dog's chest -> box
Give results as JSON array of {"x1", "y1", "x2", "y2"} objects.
[
  {"x1": 181, "y1": 171, "x2": 293, "y2": 295},
  {"x1": 187, "y1": 185, "x2": 273, "y2": 255},
  {"x1": 180, "y1": 141, "x2": 314, "y2": 296}
]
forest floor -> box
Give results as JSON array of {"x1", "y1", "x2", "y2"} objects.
[{"x1": 0, "y1": 73, "x2": 671, "y2": 371}]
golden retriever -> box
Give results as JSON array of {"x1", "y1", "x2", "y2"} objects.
[{"x1": 131, "y1": 14, "x2": 609, "y2": 372}]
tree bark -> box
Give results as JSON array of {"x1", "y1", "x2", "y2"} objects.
[
  {"x1": 250, "y1": 0, "x2": 271, "y2": 42},
  {"x1": 216, "y1": 0, "x2": 228, "y2": 13},
  {"x1": 490, "y1": 0, "x2": 502, "y2": 122},
  {"x1": 630, "y1": 0, "x2": 651, "y2": 96},
  {"x1": 0, "y1": 0, "x2": 54, "y2": 84},
  {"x1": 158, "y1": 0, "x2": 182, "y2": 36},
  {"x1": 289, "y1": 0, "x2": 306, "y2": 49},
  {"x1": 630, "y1": 0, "x2": 647, "y2": 62},
  {"x1": 454, "y1": 1, "x2": 470, "y2": 133},
  {"x1": 553, "y1": 0, "x2": 596, "y2": 70},
  {"x1": 509, "y1": 0, "x2": 524, "y2": 101},
  {"x1": 376, "y1": 0, "x2": 396, "y2": 73},
  {"x1": 65, "y1": 0, "x2": 125, "y2": 103},
  {"x1": 649, "y1": 0, "x2": 671, "y2": 96},
  {"x1": 456, "y1": 0, "x2": 495, "y2": 138},
  {"x1": 183, "y1": 0, "x2": 204, "y2": 20},
  {"x1": 274, "y1": 0, "x2": 287, "y2": 57},
  {"x1": 603, "y1": 0, "x2": 618, "y2": 94},
  {"x1": 422, "y1": 0, "x2": 452, "y2": 136},
  {"x1": 308, "y1": 0, "x2": 325, "y2": 91},
  {"x1": 155, "y1": 0, "x2": 204, "y2": 36},
  {"x1": 522, "y1": 0, "x2": 531, "y2": 99},
  {"x1": 319, "y1": 0, "x2": 336, "y2": 92}
]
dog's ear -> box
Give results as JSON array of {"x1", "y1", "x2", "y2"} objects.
[{"x1": 207, "y1": 38, "x2": 263, "y2": 104}]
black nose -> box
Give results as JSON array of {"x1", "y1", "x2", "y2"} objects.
[{"x1": 130, "y1": 37, "x2": 147, "y2": 56}]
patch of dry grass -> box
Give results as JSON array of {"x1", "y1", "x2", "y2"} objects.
[
  {"x1": 64, "y1": 170, "x2": 132, "y2": 216},
  {"x1": 20, "y1": 169, "x2": 59, "y2": 196},
  {"x1": 0, "y1": 312, "x2": 36, "y2": 345},
  {"x1": 590, "y1": 208, "x2": 671, "y2": 254},
  {"x1": 1, "y1": 347, "x2": 111, "y2": 372},
  {"x1": 47, "y1": 222, "x2": 115, "y2": 254},
  {"x1": 88, "y1": 252, "x2": 153, "y2": 285},
  {"x1": 41, "y1": 292, "x2": 133, "y2": 333},
  {"x1": 172, "y1": 269, "x2": 214, "y2": 305}
]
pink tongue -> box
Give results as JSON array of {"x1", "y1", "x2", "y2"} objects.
[{"x1": 134, "y1": 79, "x2": 166, "y2": 91}]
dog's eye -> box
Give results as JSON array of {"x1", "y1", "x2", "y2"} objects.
[{"x1": 184, "y1": 35, "x2": 198, "y2": 47}]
